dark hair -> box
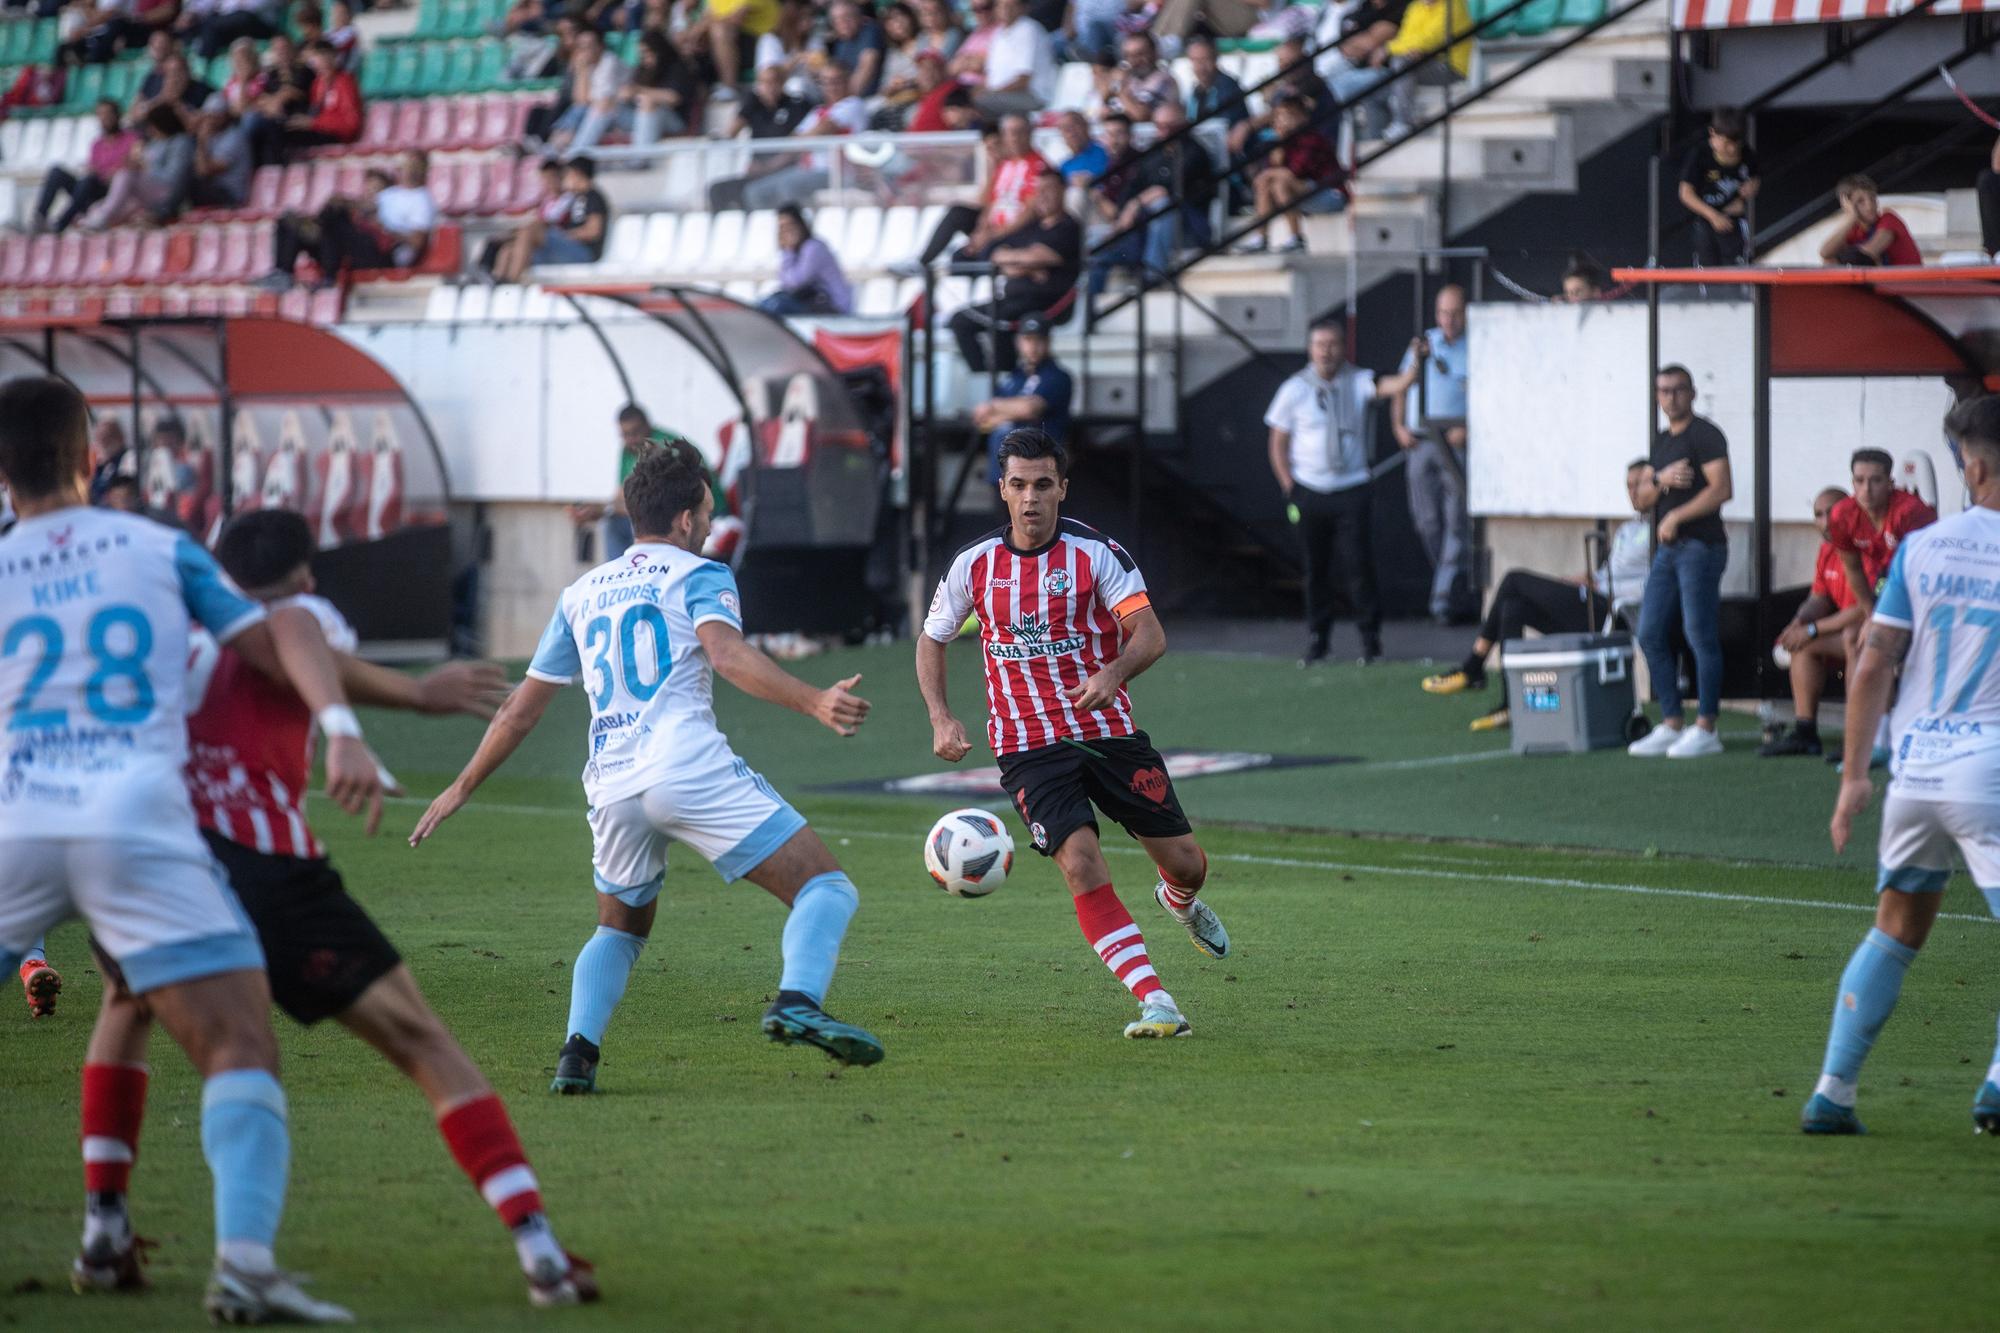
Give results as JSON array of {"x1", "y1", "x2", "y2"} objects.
[
  {"x1": 565, "y1": 154, "x2": 597, "y2": 180},
  {"x1": 1627, "y1": 457, "x2": 1649, "y2": 472},
  {"x1": 538, "y1": 156, "x2": 562, "y2": 175},
  {"x1": 1269, "y1": 90, "x2": 1305, "y2": 114},
  {"x1": 1850, "y1": 447, "x2": 1894, "y2": 475},
  {"x1": 1185, "y1": 32, "x2": 1216, "y2": 53},
  {"x1": 145, "y1": 103, "x2": 182, "y2": 136},
  {"x1": 1945, "y1": 393, "x2": 2000, "y2": 463},
  {"x1": 94, "y1": 97, "x2": 120, "y2": 115},
  {"x1": 881, "y1": 1, "x2": 916, "y2": 33},
  {"x1": 1308, "y1": 317, "x2": 1344, "y2": 340},
  {"x1": 293, "y1": 1, "x2": 324, "y2": 22},
  {"x1": 98, "y1": 475, "x2": 142, "y2": 501},
  {"x1": 1101, "y1": 111, "x2": 1131, "y2": 130},
  {"x1": 362, "y1": 167, "x2": 393, "y2": 189},
  {"x1": 0, "y1": 376, "x2": 91, "y2": 501},
  {"x1": 1837, "y1": 172, "x2": 1877, "y2": 198},
  {"x1": 216, "y1": 509, "x2": 314, "y2": 591},
  {"x1": 304, "y1": 37, "x2": 335, "y2": 56},
  {"x1": 623, "y1": 437, "x2": 709, "y2": 537},
  {"x1": 776, "y1": 203, "x2": 812, "y2": 240},
  {"x1": 617, "y1": 403, "x2": 649, "y2": 427},
  {"x1": 1656, "y1": 363, "x2": 1693, "y2": 387},
  {"x1": 151, "y1": 414, "x2": 186, "y2": 438},
  {"x1": 996, "y1": 427, "x2": 1067, "y2": 480},
  {"x1": 1708, "y1": 107, "x2": 1745, "y2": 142},
  {"x1": 1561, "y1": 253, "x2": 1609, "y2": 293}
]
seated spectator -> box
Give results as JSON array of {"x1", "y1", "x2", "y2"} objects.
[
  {"x1": 0, "y1": 62, "x2": 67, "y2": 124},
  {"x1": 493, "y1": 155, "x2": 609, "y2": 281},
  {"x1": 699, "y1": 0, "x2": 781, "y2": 96},
  {"x1": 96, "y1": 474, "x2": 148, "y2": 516},
  {"x1": 1759, "y1": 486, "x2": 1864, "y2": 758},
  {"x1": 1420, "y1": 458, "x2": 1653, "y2": 731},
  {"x1": 1086, "y1": 98, "x2": 1217, "y2": 295},
  {"x1": 1107, "y1": 30, "x2": 1176, "y2": 119},
  {"x1": 245, "y1": 30, "x2": 311, "y2": 126},
  {"x1": 62, "y1": 0, "x2": 177, "y2": 66},
  {"x1": 479, "y1": 156, "x2": 563, "y2": 274},
  {"x1": 1184, "y1": 33, "x2": 1246, "y2": 131},
  {"x1": 217, "y1": 35, "x2": 260, "y2": 114},
  {"x1": 913, "y1": 0, "x2": 962, "y2": 60},
  {"x1": 30, "y1": 99, "x2": 131, "y2": 233},
  {"x1": 911, "y1": 113, "x2": 1047, "y2": 268},
  {"x1": 1063, "y1": 0, "x2": 1133, "y2": 61},
  {"x1": 1229, "y1": 36, "x2": 1338, "y2": 162},
  {"x1": 1678, "y1": 107, "x2": 1756, "y2": 267},
  {"x1": 1385, "y1": 0, "x2": 1472, "y2": 139},
  {"x1": 521, "y1": 13, "x2": 586, "y2": 138},
  {"x1": 758, "y1": 205, "x2": 853, "y2": 315},
  {"x1": 545, "y1": 27, "x2": 628, "y2": 152},
  {"x1": 870, "y1": 2, "x2": 925, "y2": 114},
  {"x1": 189, "y1": 94, "x2": 253, "y2": 208},
  {"x1": 1819, "y1": 173, "x2": 1922, "y2": 268},
  {"x1": 1237, "y1": 91, "x2": 1344, "y2": 254},
  {"x1": 1154, "y1": 0, "x2": 1260, "y2": 40},
  {"x1": 818, "y1": 0, "x2": 885, "y2": 98},
  {"x1": 1083, "y1": 110, "x2": 1136, "y2": 243},
  {"x1": 1054, "y1": 109, "x2": 1107, "y2": 184},
  {"x1": 258, "y1": 150, "x2": 438, "y2": 288},
  {"x1": 1311, "y1": 0, "x2": 1398, "y2": 142},
  {"x1": 266, "y1": 37, "x2": 362, "y2": 158},
  {"x1": 947, "y1": 169, "x2": 1081, "y2": 373},
  {"x1": 88, "y1": 416, "x2": 133, "y2": 502},
  {"x1": 82, "y1": 103, "x2": 194, "y2": 229},
  {"x1": 497, "y1": 0, "x2": 555, "y2": 38},
  {"x1": 973, "y1": 0, "x2": 1054, "y2": 118},
  {"x1": 706, "y1": 62, "x2": 812, "y2": 210},
  {"x1": 183, "y1": 0, "x2": 285, "y2": 61},
  {"x1": 972, "y1": 317, "x2": 1072, "y2": 480},
  {"x1": 1560, "y1": 255, "x2": 1610, "y2": 302},
  {"x1": 131, "y1": 48, "x2": 215, "y2": 133},
  {"x1": 949, "y1": 0, "x2": 1000, "y2": 81},
  {"x1": 751, "y1": 0, "x2": 813, "y2": 84},
  {"x1": 325, "y1": 0, "x2": 356, "y2": 67},
  {"x1": 738, "y1": 65, "x2": 867, "y2": 209},
  {"x1": 874, "y1": 44, "x2": 955, "y2": 131}
]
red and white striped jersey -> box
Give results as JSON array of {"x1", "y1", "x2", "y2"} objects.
[
  {"x1": 183, "y1": 594, "x2": 355, "y2": 860},
  {"x1": 923, "y1": 519, "x2": 1153, "y2": 756}
]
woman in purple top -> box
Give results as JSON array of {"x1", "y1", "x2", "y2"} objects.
[{"x1": 759, "y1": 205, "x2": 854, "y2": 316}]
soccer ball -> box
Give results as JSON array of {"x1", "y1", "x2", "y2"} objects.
[{"x1": 923, "y1": 808, "x2": 1014, "y2": 898}]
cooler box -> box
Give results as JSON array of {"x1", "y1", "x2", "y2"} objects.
[{"x1": 1502, "y1": 632, "x2": 1635, "y2": 755}]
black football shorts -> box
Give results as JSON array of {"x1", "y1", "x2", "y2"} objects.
[{"x1": 995, "y1": 730, "x2": 1193, "y2": 857}]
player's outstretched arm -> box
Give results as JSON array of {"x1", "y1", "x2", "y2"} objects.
[
  {"x1": 697, "y1": 621, "x2": 870, "y2": 736},
  {"x1": 1831, "y1": 621, "x2": 1910, "y2": 853},
  {"x1": 1065, "y1": 606, "x2": 1166, "y2": 713},
  {"x1": 337, "y1": 654, "x2": 511, "y2": 720},
  {"x1": 234, "y1": 606, "x2": 387, "y2": 833},
  {"x1": 410, "y1": 676, "x2": 562, "y2": 847},
  {"x1": 916, "y1": 633, "x2": 971, "y2": 762}
]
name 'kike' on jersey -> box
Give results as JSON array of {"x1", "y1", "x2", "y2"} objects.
[{"x1": 923, "y1": 518, "x2": 1152, "y2": 755}]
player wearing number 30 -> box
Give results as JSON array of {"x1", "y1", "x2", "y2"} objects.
[
  {"x1": 412, "y1": 439, "x2": 883, "y2": 1087},
  {"x1": 1813, "y1": 393, "x2": 2000, "y2": 1138}
]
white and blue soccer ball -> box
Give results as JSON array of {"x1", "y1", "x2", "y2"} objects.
[{"x1": 923, "y1": 808, "x2": 1014, "y2": 898}]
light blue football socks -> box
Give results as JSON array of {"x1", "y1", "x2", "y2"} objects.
[
  {"x1": 201, "y1": 1069, "x2": 290, "y2": 1270},
  {"x1": 566, "y1": 925, "x2": 647, "y2": 1046},
  {"x1": 1814, "y1": 927, "x2": 1917, "y2": 1106},
  {"x1": 779, "y1": 872, "x2": 858, "y2": 1005}
]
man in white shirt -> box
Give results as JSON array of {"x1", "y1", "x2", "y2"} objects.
[
  {"x1": 1420, "y1": 458, "x2": 1653, "y2": 731},
  {"x1": 743, "y1": 65, "x2": 869, "y2": 209},
  {"x1": 256, "y1": 151, "x2": 438, "y2": 290},
  {"x1": 1266, "y1": 319, "x2": 1423, "y2": 664},
  {"x1": 975, "y1": 0, "x2": 1055, "y2": 117}
]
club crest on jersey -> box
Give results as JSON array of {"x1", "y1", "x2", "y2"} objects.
[
  {"x1": 1031, "y1": 821, "x2": 1047, "y2": 848},
  {"x1": 720, "y1": 590, "x2": 741, "y2": 619},
  {"x1": 1043, "y1": 568, "x2": 1072, "y2": 597}
]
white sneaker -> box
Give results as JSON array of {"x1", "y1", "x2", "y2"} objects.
[
  {"x1": 1627, "y1": 724, "x2": 1682, "y2": 757},
  {"x1": 204, "y1": 1262, "x2": 354, "y2": 1324},
  {"x1": 1153, "y1": 881, "x2": 1230, "y2": 958},
  {"x1": 1124, "y1": 998, "x2": 1192, "y2": 1039},
  {"x1": 1667, "y1": 725, "x2": 1724, "y2": 758}
]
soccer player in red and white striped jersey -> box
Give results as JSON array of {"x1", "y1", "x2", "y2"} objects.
[
  {"x1": 73, "y1": 511, "x2": 598, "y2": 1309},
  {"x1": 916, "y1": 428, "x2": 1229, "y2": 1038}
]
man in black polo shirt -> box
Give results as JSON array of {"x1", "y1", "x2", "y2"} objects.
[
  {"x1": 948, "y1": 169, "x2": 1081, "y2": 374},
  {"x1": 1629, "y1": 363, "x2": 1733, "y2": 758},
  {"x1": 706, "y1": 63, "x2": 813, "y2": 211}
]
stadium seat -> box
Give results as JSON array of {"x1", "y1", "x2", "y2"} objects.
[
  {"x1": 101, "y1": 228, "x2": 138, "y2": 283},
  {"x1": 707, "y1": 210, "x2": 745, "y2": 269},
  {"x1": 278, "y1": 163, "x2": 311, "y2": 212},
  {"x1": 392, "y1": 99, "x2": 427, "y2": 150},
  {"x1": 243, "y1": 165, "x2": 283, "y2": 218},
  {"x1": 184, "y1": 226, "x2": 224, "y2": 282},
  {"x1": 638, "y1": 212, "x2": 679, "y2": 269},
  {"x1": 518, "y1": 284, "x2": 556, "y2": 319},
  {"x1": 1051, "y1": 62, "x2": 1094, "y2": 114},
  {"x1": 844, "y1": 206, "x2": 883, "y2": 266},
  {"x1": 810, "y1": 204, "x2": 847, "y2": 257},
  {"x1": 853, "y1": 277, "x2": 894, "y2": 317},
  {"x1": 357, "y1": 100, "x2": 399, "y2": 154},
  {"x1": 0, "y1": 234, "x2": 24, "y2": 286},
  {"x1": 423, "y1": 283, "x2": 460, "y2": 320},
  {"x1": 487, "y1": 282, "x2": 523, "y2": 320},
  {"x1": 738, "y1": 209, "x2": 778, "y2": 268},
  {"x1": 0, "y1": 119, "x2": 23, "y2": 167},
  {"x1": 874, "y1": 206, "x2": 918, "y2": 267},
  {"x1": 333, "y1": 158, "x2": 368, "y2": 202},
  {"x1": 722, "y1": 278, "x2": 757, "y2": 303},
  {"x1": 668, "y1": 211, "x2": 710, "y2": 274},
  {"x1": 603, "y1": 213, "x2": 645, "y2": 271},
  {"x1": 475, "y1": 92, "x2": 515, "y2": 147},
  {"x1": 76, "y1": 232, "x2": 110, "y2": 284},
  {"x1": 446, "y1": 94, "x2": 483, "y2": 149},
  {"x1": 131, "y1": 229, "x2": 168, "y2": 283},
  {"x1": 455, "y1": 282, "x2": 491, "y2": 321},
  {"x1": 306, "y1": 160, "x2": 342, "y2": 212},
  {"x1": 49, "y1": 231, "x2": 84, "y2": 285},
  {"x1": 481, "y1": 154, "x2": 537, "y2": 212},
  {"x1": 419, "y1": 96, "x2": 455, "y2": 149}
]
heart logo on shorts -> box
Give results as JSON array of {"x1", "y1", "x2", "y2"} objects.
[{"x1": 1129, "y1": 767, "x2": 1169, "y2": 805}]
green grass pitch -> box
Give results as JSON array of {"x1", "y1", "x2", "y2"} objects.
[{"x1": 3, "y1": 644, "x2": 1998, "y2": 1329}]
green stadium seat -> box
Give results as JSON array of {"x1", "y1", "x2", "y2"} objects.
[
  {"x1": 437, "y1": 40, "x2": 478, "y2": 93},
  {"x1": 414, "y1": 39, "x2": 451, "y2": 93},
  {"x1": 103, "y1": 60, "x2": 139, "y2": 104},
  {"x1": 472, "y1": 39, "x2": 505, "y2": 91},
  {"x1": 1510, "y1": 0, "x2": 1564, "y2": 34},
  {"x1": 0, "y1": 24, "x2": 27, "y2": 65},
  {"x1": 205, "y1": 52, "x2": 231, "y2": 87},
  {"x1": 67, "y1": 63, "x2": 105, "y2": 109},
  {"x1": 29, "y1": 19, "x2": 57, "y2": 63},
  {"x1": 385, "y1": 42, "x2": 424, "y2": 96},
  {"x1": 412, "y1": 0, "x2": 445, "y2": 36},
  {"x1": 1555, "y1": 0, "x2": 1605, "y2": 23}
]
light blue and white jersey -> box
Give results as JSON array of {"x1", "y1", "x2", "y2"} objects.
[
  {"x1": 0, "y1": 507, "x2": 263, "y2": 844},
  {"x1": 526, "y1": 540, "x2": 745, "y2": 809},
  {"x1": 1874, "y1": 505, "x2": 2000, "y2": 804}
]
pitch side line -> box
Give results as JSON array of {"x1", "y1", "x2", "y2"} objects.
[{"x1": 382, "y1": 797, "x2": 1999, "y2": 928}]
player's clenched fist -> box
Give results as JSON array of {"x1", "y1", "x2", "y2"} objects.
[
  {"x1": 931, "y1": 714, "x2": 971, "y2": 763},
  {"x1": 814, "y1": 673, "x2": 870, "y2": 736},
  {"x1": 323, "y1": 734, "x2": 387, "y2": 836},
  {"x1": 1064, "y1": 670, "x2": 1123, "y2": 713}
]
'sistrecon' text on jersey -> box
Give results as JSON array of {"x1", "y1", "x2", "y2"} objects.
[
  {"x1": 0, "y1": 508, "x2": 264, "y2": 847},
  {"x1": 1873, "y1": 506, "x2": 2000, "y2": 803},
  {"x1": 526, "y1": 541, "x2": 744, "y2": 808},
  {"x1": 922, "y1": 519, "x2": 1152, "y2": 756}
]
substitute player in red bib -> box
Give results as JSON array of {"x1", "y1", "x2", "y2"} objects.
[{"x1": 916, "y1": 428, "x2": 1227, "y2": 1039}]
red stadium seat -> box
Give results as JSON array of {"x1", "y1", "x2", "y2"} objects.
[
  {"x1": 278, "y1": 163, "x2": 311, "y2": 212},
  {"x1": 503, "y1": 94, "x2": 534, "y2": 141},
  {"x1": 162, "y1": 229, "x2": 195, "y2": 278},
  {"x1": 216, "y1": 225, "x2": 257, "y2": 282},
  {"x1": 307, "y1": 288, "x2": 343, "y2": 323},
  {"x1": 278, "y1": 287, "x2": 310, "y2": 321},
  {"x1": 447, "y1": 95, "x2": 482, "y2": 149},
  {"x1": 189, "y1": 290, "x2": 222, "y2": 316},
  {"x1": 184, "y1": 226, "x2": 224, "y2": 282},
  {"x1": 246, "y1": 221, "x2": 276, "y2": 278},
  {"x1": 105, "y1": 287, "x2": 141, "y2": 318},
  {"x1": 392, "y1": 100, "x2": 425, "y2": 149},
  {"x1": 132, "y1": 230, "x2": 167, "y2": 282},
  {"x1": 50, "y1": 232, "x2": 84, "y2": 285},
  {"x1": 358, "y1": 99, "x2": 398, "y2": 153},
  {"x1": 26, "y1": 234, "x2": 55, "y2": 283},
  {"x1": 490, "y1": 155, "x2": 541, "y2": 213},
  {"x1": 419, "y1": 97, "x2": 453, "y2": 150},
  {"x1": 475, "y1": 94, "x2": 513, "y2": 148},
  {"x1": 0, "y1": 234, "x2": 27, "y2": 286},
  {"x1": 161, "y1": 287, "x2": 192, "y2": 316},
  {"x1": 441, "y1": 157, "x2": 488, "y2": 215},
  {"x1": 76, "y1": 233, "x2": 109, "y2": 284},
  {"x1": 245, "y1": 165, "x2": 282, "y2": 217},
  {"x1": 102, "y1": 229, "x2": 138, "y2": 283},
  {"x1": 306, "y1": 160, "x2": 342, "y2": 213}
]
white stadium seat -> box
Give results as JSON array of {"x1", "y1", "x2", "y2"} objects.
[
  {"x1": 854, "y1": 277, "x2": 896, "y2": 317},
  {"x1": 1052, "y1": 61, "x2": 1095, "y2": 114},
  {"x1": 487, "y1": 284, "x2": 524, "y2": 321},
  {"x1": 455, "y1": 284, "x2": 491, "y2": 322},
  {"x1": 843, "y1": 205, "x2": 882, "y2": 266},
  {"x1": 707, "y1": 209, "x2": 746, "y2": 270},
  {"x1": 723, "y1": 279, "x2": 758, "y2": 303},
  {"x1": 810, "y1": 204, "x2": 847, "y2": 256},
  {"x1": 0, "y1": 121, "x2": 23, "y2": 169},
  {"x1": 603, "y1": 214, "x2": 646, "y2": 272},
  {"x1": 519, "y1": 285, "x2": 557, "y2": 321},
  {"x1": 16, "y1": 120, "x2": 50, "y2": 174},
  {"x1": 737, "y1": 209, "x2": 778, "y2": 268},
  {"x1": 42, "y1": 117, "x2": 74, "y2": 170},
  {"x1": 423, "y1": 285, "x2": 460, "y2": 321},
  {"x1": 875, "y1": 206, "x2": 919, "y2": 267},
  {"x1": 669, "y1": 211, "x2": 711, "y2": 274},
  {"x1": 639, "y1": 211, "x2": 680, "y2": 271}
]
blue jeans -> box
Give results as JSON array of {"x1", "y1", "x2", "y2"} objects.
[
  {"x1": 1086, "y1": 203, "x2": 1211, "y2": 296},
  {"x1": 1636, "y1": 537, "x2": 1727, "y2": 722}
]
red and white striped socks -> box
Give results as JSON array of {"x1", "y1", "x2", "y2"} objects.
[
  {"x1": 1074, "y1": 884, "x2": 1170, "y2": 1007},
  {"x1": 438, "y1": 1093, "x2": 566, "y2": 1273},
  {"x1": 1156, "y1": 849, "x2": 1209, "y2": 914},
  {"x1": 80, "y1": 1062, "x2": 148, "y2": 1250}
]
